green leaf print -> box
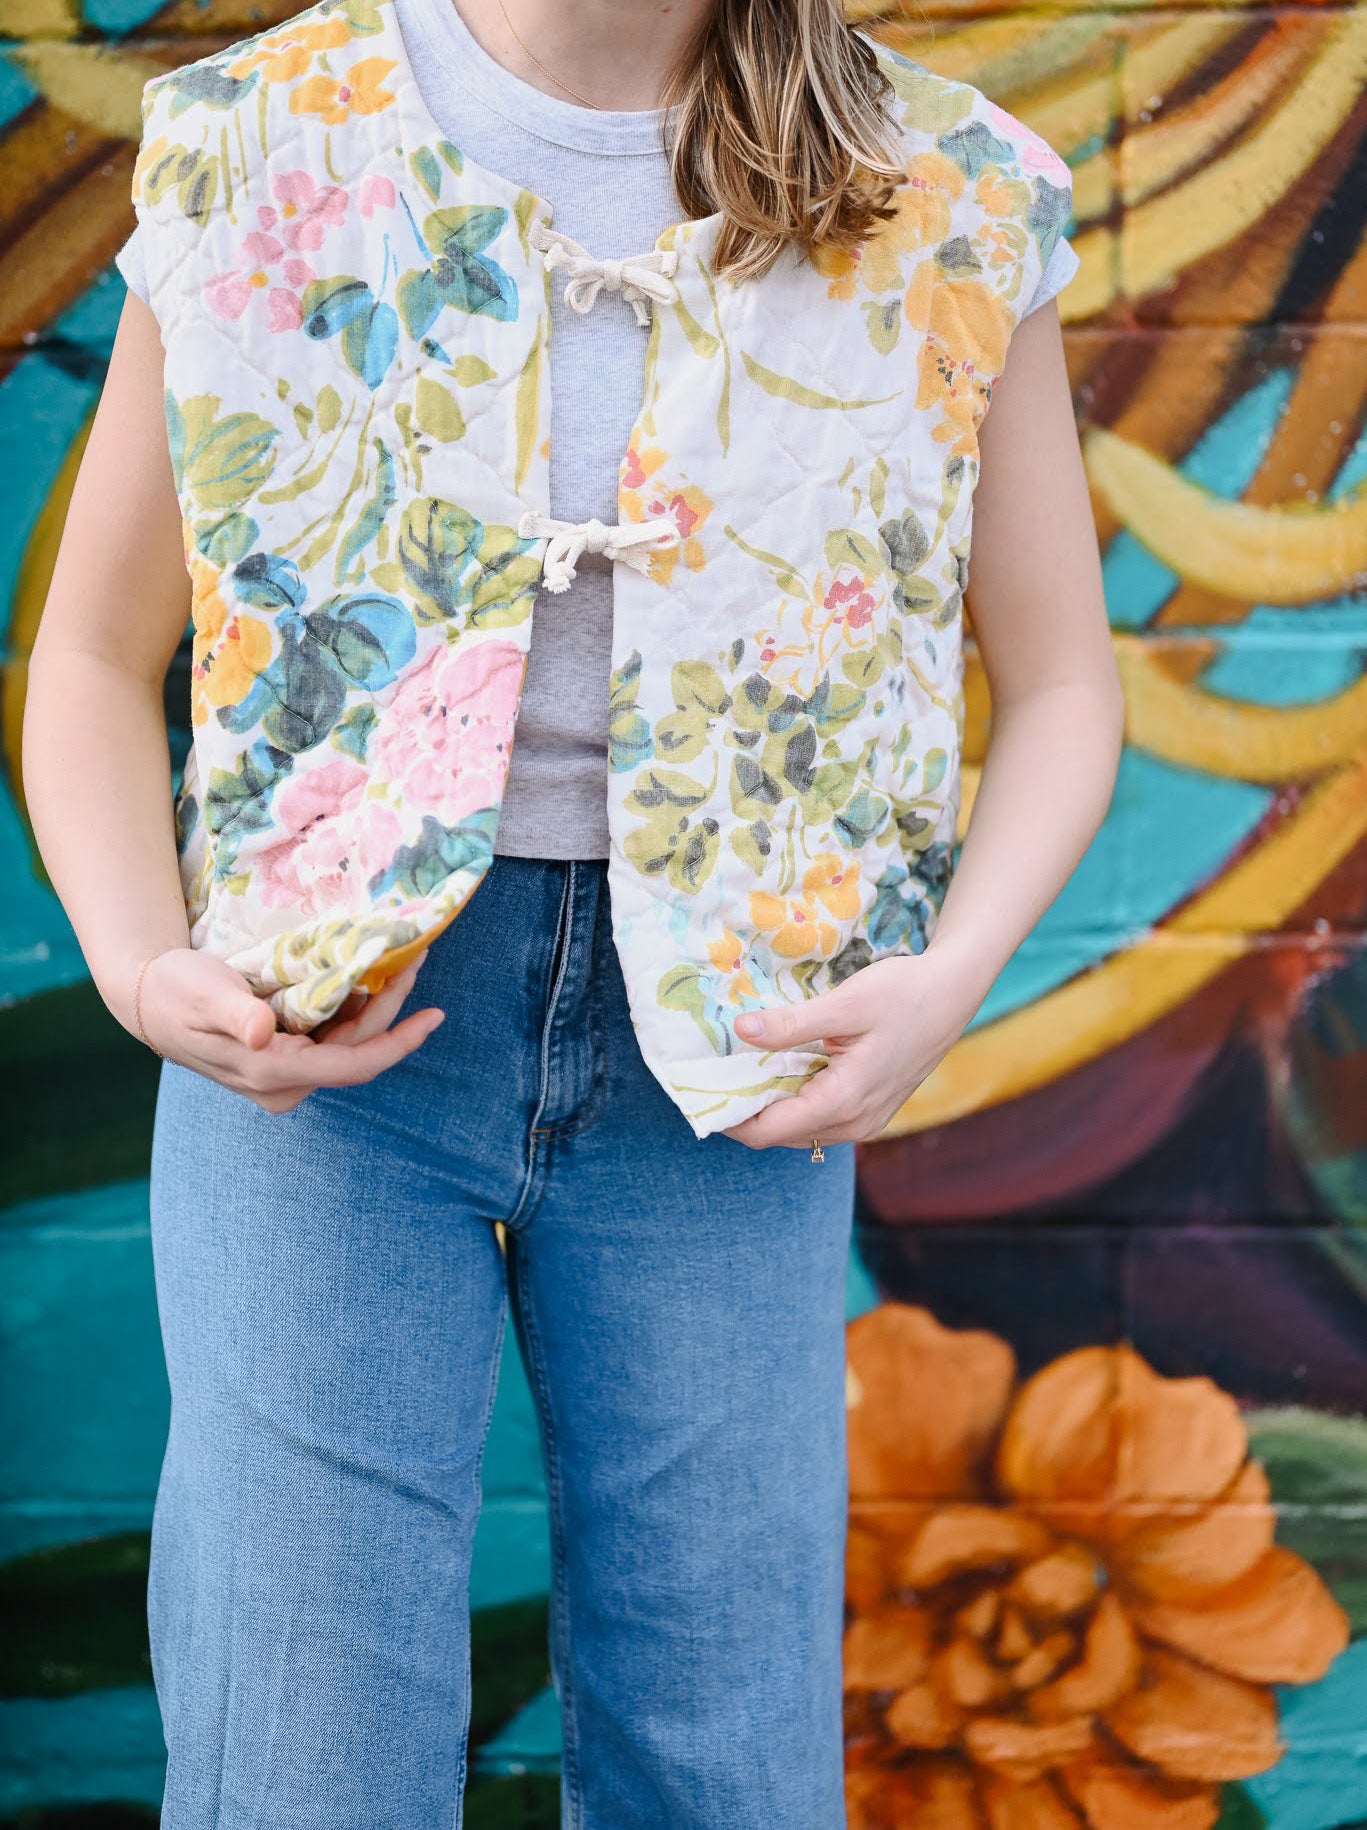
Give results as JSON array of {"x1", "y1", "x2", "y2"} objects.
[
  {"x1": 414, "y1": 377, "x2": 466, "y2": 443},
  {"x1": 740, "y1": 351, "x2": 900, "y2": 412},
  {"x1": 624, "y1": 766, "x2": 712, "y2": 821},
  {"x1": 302, "y1": 279, "x2": 399, "y2": 391},
  {"x1": 369, "y1": 810, "x2": 500, "y2": 900},
  {"x1": 804, "y1": 676, "x2": 867, "y2": 736},
  {"x1": 203, "y1": 738, "x2": 287, "y2": 858},
  {"x1": 658, "y1": 963, "x2": 727, "y2": 1054},
  {"x1": 654, "y1": 659, "x2": 733, "y2": 766},
  {"x1": 217, "y1": 621, "x2": 348, "y2": 755},
  {"x1": 163, "y1": 65, "x2": 258, "y2": 116},
  {"x1": 731, "y1": 819, "x2": 772, "y2": 874},
  {"x1": 834, "y1": 788, "x2": 891, "y2": 849},
  {"x1": 879, "y1": 509, "x2": 940, "y2": 617},
  {"x1": 138, "y1": 138, "x2": 222, "y2": 222},
  {"x1": 608, "y1": 652, "x2": 654, "y2": 773},
  {"x1": 306, "y1": 591, "x2": 418, "y2": 690},
  {"x1": 730, "y1": 750, "x2": 783, "y2": 822},
  {"x1": 865, "y1": 300, "x2": 901, "y2": 355},
  {"x1": 337, "y1": 439, "x2": 398, "y2": 581},
  {"x1": 937, "y1": 119, "x2": 1016, "y2": 180},
  {"x1": 396, "y1": 498, "x2": 482, "y2": 622},
  {"x1": 198, "y1": 511, "x2": 258, "y2": 567},
  {"x1": 166, "y1": 393, "x2": 276, "y2": 511},
  {"x1": 396, "y1": 499, "x2": 539, "y2": 629},
  {"x1": 937, "y1": 235, "x2": 985, "y2": 278},
  {"x1": 397, "y1": 206, "x2": 519, "y2": 337},
  {"x1": 332, "y1": 702, "x2": 379, "y2": 763},
  {"x1": 411, "y1": 145, "x2": 444, "y2": 201}
]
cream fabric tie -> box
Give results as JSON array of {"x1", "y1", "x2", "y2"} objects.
[
  {"x1": 518, "y1": 511, "x2": 681, "y2": 593},
  {"x1": 529, "y1": 219, "x2": 680, "y2": 325}
]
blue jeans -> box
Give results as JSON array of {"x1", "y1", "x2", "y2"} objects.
[{"x1": 147, "y1": 853, "x2": 856, "y2": 1829}]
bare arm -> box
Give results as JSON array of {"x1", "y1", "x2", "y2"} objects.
[
  {"x1": 725, "y1": 299, "x2": 1125, "y2": 1147},
  {"x1": 917, "y1": 296, "x2": 1125, "y2": 1002},
  {"x1": 22, "y1": 290, "x2": 445, "y2": 1109},
  {"x1": 22, "y1": 290, "x2": 196, "y2": 1032}
]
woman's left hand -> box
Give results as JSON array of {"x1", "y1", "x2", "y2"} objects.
[{"x1": 720, "y1": 949, "x2": 986, "y2": 1150}]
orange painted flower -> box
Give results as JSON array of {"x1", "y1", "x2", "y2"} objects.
[
  {"x1": 290, "y1": 56, "x2": 398, "y2": 126},
  {"x1": 843, "y1": 1305, "x2": 1349, "y2": 1829}
]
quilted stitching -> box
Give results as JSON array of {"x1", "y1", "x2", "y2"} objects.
[{"x1": 131, "y1": 0, "x2": 1073, "y2": 1137}]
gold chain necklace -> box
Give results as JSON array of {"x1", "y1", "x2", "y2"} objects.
[{"x1": 494, "y1": 0, "x2": 604, "y2": 110}]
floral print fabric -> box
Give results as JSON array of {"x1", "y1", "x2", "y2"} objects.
[{"x1": 130, "y1": 0, "x2": 1075, "y2": 1137}]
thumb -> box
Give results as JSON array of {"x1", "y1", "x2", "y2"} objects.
[
  {"x1": 734, "y1": 983, "x2": 850, "y2": 1050},
  {"x1": 204, "y1": 972, "x2": 277, "y2": 1049}
]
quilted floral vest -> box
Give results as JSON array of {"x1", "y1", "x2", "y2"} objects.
[{"x1": 129, "y1": 0, "x2": 1074, "y2": 1138}]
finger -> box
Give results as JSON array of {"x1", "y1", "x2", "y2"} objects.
[
  {"x1": 311, "y1": 986, "x2": 370, "y2": 1040},
  {"x1": 724, "y1": 1063, "x2": 857, "y2": 1151},
  {"x1": 732, "y1": 980, "x2": 860, "y2": 1053},
  {"x1": 343, "y1": 951, "x2": 431, "y2": 1042},
  {"x1": 248, "y1": 1005, "x2": 446, "y2": 1093},
  {"x1": 193, "y1": 972, "x2": 278, "y2": 1050}
]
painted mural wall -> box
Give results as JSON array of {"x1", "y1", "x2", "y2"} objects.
[{"x1": 2, "y1": 0, "x2": 1364, "y2": 1823}]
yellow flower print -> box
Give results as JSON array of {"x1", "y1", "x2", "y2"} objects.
[
  {"x1": 754, "y1": 560, "x2": 883, "y2": 695},
  {"x1": 904, "y1": 264, "x2": 1015, "y2": 457},
  {"x1": 805, "y1": 853, "x2": 862, "y2": 922},
  {"x1": 290, "y1": 56, "x2": 398, "y2": 125},
  {"x1": 199, "y1": 615, "x2": 273, "y2": 720},
  {"x1": 815, "y1": 153, "x2": 964, "y2": 299},
  {"x1": 187, "y1": 549, "x2": 272, "y2": 726},
  {"x1": 751, "y1": 889, "x2": 838, "y2": 960},
  {"x1": 974, "y1": 163, "x2": 1033, "y2": 224},
  {"x1": 707, "y1": 927, "x2": 759, "y2": 1001},
  {"x1": 130, "y1": 133, "x2": 167, "y2": 206},
  {"x1": 228, "y1": 15, "x2": 353, "y2": 84},
  {"x1": 620, "y1": 442, "x2": 711, "y2": 587}
]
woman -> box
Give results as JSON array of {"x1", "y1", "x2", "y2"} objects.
[{"x1": 22, "y1": 0, "x2": 1122, "y2": 1820}]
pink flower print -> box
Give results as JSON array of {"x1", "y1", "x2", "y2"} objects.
[
  {"x1": 204, "y1": 222, "x2": 318, "y2": 331},
  {"x1": 267, "y1": 289, "x2": 303, "y2": 333},
  {"x1": 357, "y1": 174, "x2": 397, "y2": 218},
  {"x1": 826, "y1": 564, "x2": 877, "y2": 630},
  {"x1": 370, "y1": 640, "x2": 524, "y2": 828},
  {"x1": 982, "y1": 100, "x2": 1070, "y2": 185},
  {"x1": 253, "y1": 755, "x2": 372, "y2": 915},
  {"x1": 266, "y1": 170, "x2": 349, "y2": 252},
  {"x1": 205, "y1": 270, "x2": 255, "y2": 321}
]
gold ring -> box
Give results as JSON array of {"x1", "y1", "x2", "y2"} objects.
[{"x1": 810, "y1": 1139, "x2": 825, "y2": 1163}]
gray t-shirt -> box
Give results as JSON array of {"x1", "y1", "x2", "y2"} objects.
[{"x1": 115, "y1": 0, "x2": 1077, "y2": 861}]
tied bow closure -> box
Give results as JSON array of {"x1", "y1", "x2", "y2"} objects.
[
  {"x1": 529, "y1": 219, "x2": 680, "y2": 326},
  {"x1": 518, "y1": 512, "x2": 680, "y2": 594}
]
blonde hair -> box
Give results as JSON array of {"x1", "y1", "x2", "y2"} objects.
[{"x1": 656, "y1": 0, "x2": 910, "y2": 283}]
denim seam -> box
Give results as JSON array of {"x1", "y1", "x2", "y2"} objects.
[
  {"x1": 507, "y1": 1241, "x2": 586, "y2": 1830},
  {"x1": 453, "y1": 1238, "x2": 510, "y2": 1816},
  {"x1": 529, "y1": 871, "x2": 610, "y2": 1144},
  {"x1": 529, "y1": 984, "x2": 607, "y2": 1143},
  {"x1": 505, "y1": 864, "x2": 576, "y2": 1232}
]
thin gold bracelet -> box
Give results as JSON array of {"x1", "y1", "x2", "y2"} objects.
[{"x1": 132, "y1": 951, "x2": 166, "y2": 1059}]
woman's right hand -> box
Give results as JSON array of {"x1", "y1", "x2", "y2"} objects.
[{"x1": 133, "y1": 946, "x2": 445, "y2": 1114}]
